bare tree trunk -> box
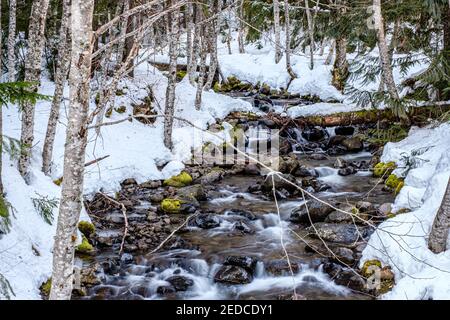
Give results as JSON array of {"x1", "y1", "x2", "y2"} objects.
[
  {"x1": 188, "y1": 4, "x2": 199, "y2": 85},
  {"x1": 226, "y1": 5, "x2": 232, "y2": 55},
  {"x1": 186, "y1": 2, "x2": 194, "y2": 82},
  {"x1": 373, "y1": 0, "x2": 399, "y2": 101},
  {"x1": 116, "y1": 0, "x2": 130, "y2": 67},
  {"x1": 305, "y1": 0, "x2": 315, "y2": 70},
  {"x1": 284, "y1": 0, "x2": 297, "y2": 79},
  {"x1": 7, "y1": 0, "x2": 17, "y2": 82},
  {"x1": 0, "y1": 0, "x2": 3, "y2": 194},
  {"x1": 428, "y1": 178, "x2": 450, "y2": 254},
  {"x1": 325, "y1": 39, "x2": 335, "y2": 65},
  {"x1": 273, "y1": 0, "x2": 282, "y2": 63},
  {"x1": 163, "y1": 6, "x2": 180, "y2": 150},
  {"x1": 205, "y1": 0, "x2": 221, "y2": 91},
  {"x1": 379, "y1": 18, "x2": 400, "y2": 92},
  {"x1": 237, "y1": 0, "x2": 245, "y2": 54},
  {"x1": 18, "y1": 0, "x2": 51, "y2": 179},
  {"x1": 195, "y1": 34, "x2": 207, "y2": 109},
  {"x1": 42, "y1": 0, "x2": 71, "y2": 175},
  {"x1": 332, "y1": 37, "x2": 348, "y2": 91},
  {"x1": 49, "y1": 0, "x2": 94, "y2": 300}
]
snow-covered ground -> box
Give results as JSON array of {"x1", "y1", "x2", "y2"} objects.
[
  {"x1": 361, "y1": 123, "x2": 450, "y2": 300},
  {"x1": 0, "y1": 61, "x2": 252, "y2": 299}
]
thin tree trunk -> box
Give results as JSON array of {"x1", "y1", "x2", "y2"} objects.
[
  {"x1": 305, "y1": 0, "x2": 315, "y2": 70},
  {"x1": 49, "y1": 0, "x2": 94, "y2": 300},
  {"x1": 0, "y1": 0, "x2": 3, "y2": 194},
  {"x1": 42, "y1": 0, "x2": 71, "y2": 175},
  {"x1": 428, "y1": 178, "x2": 450, "y2": 254},
  {"x1": 379, "y1": 18, "x2": 400, "y2": 92},
  {"x1": 18, "y1": 0, "x2": 51, "y2": 179},
  {"x1": 284, "y1": 0, "x2": 297, "y2": 79},
  {"x1": 188, "y1": 4, "x2": 199, "y2": 85},
  {"x1": 325, "y1": 39, "x2": 335, "y2": 65},
  {"x1": 186, "y1": 2, "x2": 194, "y2": 82},
  {"x1": 373, "y1": 0, "x2": 399, "y2": 101},
  {"x1": 205, "y1": 0, "x2": 221, "y2": 91},
  {"x1": 273, "y1": 0, "x2": 282, "y2": 63},
  {"x1": 163, "y1": 6, "x2": 180, "y2": 150},
  {"x1": 332, "y1": 37, "x2": 348, "y2": 91},
  {"x1": 195, "y1": 35, "x2": 207, "y2": 109},
  {"x1": 237, "y1": 0, "x2": 245, "y2": 54},
  {"x1": 7, "y1": 0, "x2": 17, "y2": 82}
]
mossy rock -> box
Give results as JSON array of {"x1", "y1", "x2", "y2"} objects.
[
  {"x1": 163, "y1": 171, "x2": 193, "y2": 187},
  {"x1": 76, "y1": 235, "x2": 94, "y2": 254},
  {"x1": 78, "y1": 221, "x2": 95, "y2": 238},
  {"x1": 53, "y1": 177, "x2": 63, "y2": 186},
  {"x1": 114, "y1": 106, "x2": 127, "y2": 114},
  {"x1": 373, "y1": 162, "x2": 396, "y2": 178},
  {"x1": 0, "y1": 195, "x2": 9, "y2": 219},
  {"x1": 115, "y1": 89, "x2": 125, "y2": 96},
  {"x1": 385, "y1": 174, "x2": 404, "y2": 193},
  {"x1": 361, "y1": 260, "x2": 382, "y2": 277},
  {"x1": 176, "y1": 70, "x2": 187, "y2": 81},
  {"x1": 105, "y1": 107, "x2": 113, "y2": 118},
  {"x1": 40, "y1": 278, "x2": 52, "y2": 297},
  {"x1": 160, "y1": 199, "x2": 182, "y2": 213}
]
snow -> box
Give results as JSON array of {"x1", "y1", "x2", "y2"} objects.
[
  {"x1": 0, "y1": 59, "x2": 252, "y2": 299},
  {"x1": 361, "y1": 123, "x2": 450, "y2": 300}
]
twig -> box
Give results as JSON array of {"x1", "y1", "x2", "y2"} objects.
[{"x1": 84, "y1": 155, "x2": 110, "y2": 167}]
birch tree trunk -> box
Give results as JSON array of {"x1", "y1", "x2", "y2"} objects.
[
  {"x1": 284, "y1": 0, "x2": 297, "y2": 79},
  {"x1": 273, "y1": 0, "x2": 282, "y2": 63},
  {"x1": 49, "y1": 0, "x2": 94, "y2": 300},
  {"x1": 428, "y1": 178, "x2": 450, "y2": 254},
  {"x1": 204, "y1": 0, "x2": 221, "y2": 91},
  {"x1": 305, "y1": 0, "x2": 315, "y2": 70},
  {"x1": 42, "y1": 0, "x2": 71, "y2": 175},
  {"x1": 373, "y1": 0, "x2": 399, "y2": 101},
  {"x1": 237, "y1": 0, "x2": 245, "y2": 54},
  {"x1": 186, "y1": 2, "x2": 194, "y2": 83},
  {"x1": 163, "y1": 6, "x2": 180, "y2": 151},
  {"x1": 7, "y1": 0, "x2": 17, "y2": 82},
  {"x1": 18, "y1": 0, "x2": 51, "y2": 179}
]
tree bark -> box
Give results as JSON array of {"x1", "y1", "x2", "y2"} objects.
[
  {"x1": 332, "y1": 37, "x2": 349, "y2": 91},
  {"x1": 428, "y1": 178, "x2": 450, "y2": 254},
  {"x1": 49, "y1": 0, "x2": 94, "y2": 300},
  {"x1": 305, "y1": 0, "x2": 315, "y2": 70},
  {"x1": 186, "y1": 2, "x2": 194, "y2": 84},
  {"x1": 325, "y1": 39, "x2": 335, "y2": 65},
  {"x1": 163, "y1": 5, "x2": 180, "y2": 150},
  {"x1": 373, "y1": 0, "x2": 399, "y2": 101},
  {"x1": 204, "y1": 0, "x2": 221, "y2": 91},
  {"x1": 237, "y1": 0, "x2": 245, "y2": 54},
  {"x1": 273, "y1": 0, "x2": 282, "y2": 63},
  {"x1": 18, "y1": 0, "x2": 51, "y2": 179},
  {"x1": 284, "y1": 0, "x2": 297, "y2": 79},
  {"x1": 7, "y1": 0, "x2": 17, "y2": 82},
  {"x1": 42, "y1": 0, "x2": 71, "y2": 175}
]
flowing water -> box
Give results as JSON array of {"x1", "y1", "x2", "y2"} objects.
[{"x1": 79, "y1": 149, "x2": 392, "y2": 300}]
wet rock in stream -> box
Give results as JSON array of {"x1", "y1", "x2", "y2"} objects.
[
  {"x1": 214, "y1": 265, "x2": 253, "y2": 285},
  {"x1": 307, "y1": 223, "x2": 374, "y2": 244},
  {"x1": 166, "y1": 276, "x2": 194, "y2": 291},
  {"x1": 289, "y1": 200, "x2": 335, "y2": 223}
]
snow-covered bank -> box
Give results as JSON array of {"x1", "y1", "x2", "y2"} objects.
[
  {"x1": 361, "y1": 123, "x2": 450, "y2": 300},
  {"x1": 0, "y1": 62, "x2": 252, "y2": 299}
]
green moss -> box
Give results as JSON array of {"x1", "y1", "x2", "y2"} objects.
[
  {"x1": 176, "y1": 70, "x2": 187, "y2": 80},
  {"x1": 78, "y1": 221, "x2": 95, "y2": 238},
  {"x1": 163, "y1": 171, "x2": 193, "y2": 187},
  {"x1": 0, "y1": 195, "x2": 9, "y2": 219},
  {"x1": 373, "y1": 162, "x2": 397, "y2": 178},
  {"x1": 53, "y1": 177, "x2": 63, "y2": 186},
  {"x1": 40, "y1": 278, "x2": 52, "y2": 297},
  {"x1": 385, "y1": 174, "x2": 404, "y2": 192},
  {"x1": 115, "y1": 89, "x2": 125, "y2": 96},
  {"x1": 76, "y1": 236, "x2": 94, "y2": 254},
  {"x1": 395, "y1": 181, "x2": 405, "y2": 194},
  {"x1": 105, "y1": 107, "x2": 113, "y2": 118},
  {"x1": 114, "y1": 106, "x2": 127, "y2": 114},
  {"x1": 361, "y1": 260, "x2": 382, "y2": 277},
  {"x1": 161, "y1": 198, "x2": 182, "y2": 213}
]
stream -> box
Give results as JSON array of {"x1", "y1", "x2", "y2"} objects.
[{"x1": 76, "y1": 95, "x2": 395, "y2": 301}]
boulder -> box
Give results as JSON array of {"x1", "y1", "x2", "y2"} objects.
[
  {"x1": 224, "y1": 256, "x2": 258, "y2": 274},
  {"x1": 307, "y1": 223, "x2": 370, "y2": 244},
  {"x1": 192, "y1": 214, "x2": 220, "y2": 229},
  {"x1": 265, "y1": 259, "x2": 300, "y2": 276},
  {"x1": 214, "y1": 265, "x2": 253, "y2": 285},
  {"x1": 335, "y1": 126, "x2": 355, "y2": 136},
  {"x1": 302, "y1": 127, "x2": 327, "y2": 142},
  {"x1": 261, "y1": 173, "x2": 298, "y2": 194},
  {"x1": 225, "y1": 209, "x2": 257, "y2": 220},
  {"x1": 293, "y1": 166, "x2": 317, "y2": 178},
  {"x1": 341, "y1": 137, "x2": 364, "y2": 152},
  {"x1": 166, "y1": 276, "x2": 194, "y2": 291},
  {"x1": 289, "y1": 200, "x2": 335, "y2": 224}
]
